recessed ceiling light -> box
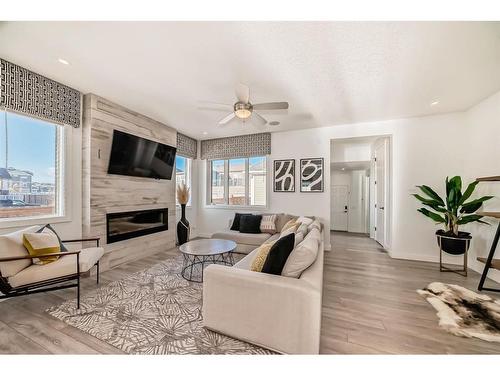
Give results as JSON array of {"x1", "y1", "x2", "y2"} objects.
[
  {"x1": 268, "y1": 121, "x2": 280, "y2": 126},
  {"x1": 202, "y1": 131, "x2": 208, "y2": 135},
  {"x1": 341, "y1": 167, "x2": 346, "y2": 171},
  {"x1": 58, "y1": 58, "x2": 70, "y2": 65},
  {"x1": 430, "y1": 100, "x2": 439, "y2": 106}
]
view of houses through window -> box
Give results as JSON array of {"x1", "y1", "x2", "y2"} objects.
[
  {"x1": 0, "y1": 110, "x2": 62, "y2": 219},
  {"x1": 175, "y1": 155, "x2": 192, "y2": 205},
  {"x1": 210, "y1": 157, "x2": 266, "y2": 206}
]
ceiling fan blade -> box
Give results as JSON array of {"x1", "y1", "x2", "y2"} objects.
[
  {"x1": 218, "y1": 112, "x2": 236, "y2": 126},
  {"x1": 252, "y1": 102, "x2": 289, "y2": 110},
  {"x1": 235, "y1": 83, "x2": 250, "y2": 104},
  {"x1": 251, "y1": 112, "x2": 267, "y2": 127}
]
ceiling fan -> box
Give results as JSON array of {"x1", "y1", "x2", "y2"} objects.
[{"x1": 201, "y1": 83, "x2": 289, "y2": 126}]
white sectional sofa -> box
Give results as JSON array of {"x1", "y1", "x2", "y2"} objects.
[{"x1": 203, "y1": 214, "x2": 324, "y2": 354}]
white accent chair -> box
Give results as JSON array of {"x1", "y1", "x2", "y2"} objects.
[{"x1": 0, "y1": 226, "x2": 104, "y2": 308}]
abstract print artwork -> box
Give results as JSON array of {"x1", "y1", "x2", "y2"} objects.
[
  {"x1": 273, "y1": 159, "x2": 295, "y2": 192},
  {"x1": 300, "y1": 158, "x2": 324, "y2": 192}
]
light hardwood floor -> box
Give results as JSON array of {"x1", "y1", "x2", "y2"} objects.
[
  {"x1": 321, "y1": 231, "x2": 500, "y2": 354},
  {"x1": 0, "y1": 232, "x2": 499, "y2": 354}
]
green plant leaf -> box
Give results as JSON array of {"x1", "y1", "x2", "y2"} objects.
[
  {"x1": 412, "y1": 194, "x2": 446, "y2": 210},
  {"x1": 460, "y1": 202, "x2": 483, "y2": 214},
  {"x1": 418, "y1": 208, "x2": 446, "y2": 223},
  {"x1": 417, "y1": 185, "x2": 444, "y2": 205},
  {"x1": 457, "y1": 214, "x2": 484, "y2": 225},
  {"x1": 458, "y1": 180, "x2": 479, "y2": 206},
  {"x1": 477, "y1": 219, "x2": 491, "y2": 225},
  {"x1": 462, "y1": 196, "x2": 494, "y2": 207}
]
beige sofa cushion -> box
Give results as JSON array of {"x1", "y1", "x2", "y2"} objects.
[
  {"x1": 8, "y1": 247, "x2": 104, "y2": 288},
  {"x1": 0, "y1": 226, "x2": 39, "y2": 277},
  {"x1": 211, "y1": 229, "x2": 271, "y2": 247},
  {"x1": 282, "y1": 228, "x2": 320, "y2": 278},
  {"x1": 274, "y1": 214, "x2": 289, "y2": 232}
]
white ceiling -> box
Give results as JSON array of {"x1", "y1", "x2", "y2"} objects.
[{"x1": 1, "y1": 21, "x2": 500, "y2": 140}]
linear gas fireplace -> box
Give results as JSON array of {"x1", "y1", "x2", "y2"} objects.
[{"x1": 106, "y1": 208, "x2": 168, "y2": 244}]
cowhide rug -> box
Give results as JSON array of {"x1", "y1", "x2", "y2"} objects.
[{"x1": 417, "y1": 282, "x2": 500, "y2": 342}]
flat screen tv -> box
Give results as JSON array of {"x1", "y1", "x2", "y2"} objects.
[{"x1": 107, "y1": 130, "x2": 177, "y2": 180}]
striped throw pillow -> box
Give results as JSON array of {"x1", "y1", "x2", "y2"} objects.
[{"x1": 260, "y1": 214, "x2": 277, "y2": 234}]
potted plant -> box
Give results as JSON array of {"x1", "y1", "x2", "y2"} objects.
[
  {"x1": 176, "y1": 182, "x2": 191, "y2": 245},
  {"x1": 412, "y1": 176, "x2": 493, "y2": 255}
]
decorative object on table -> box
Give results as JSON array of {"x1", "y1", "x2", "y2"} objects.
[
  {"x1": 412, "y1": 176, "x2": 493, "y2": 276},
  {"x1": 274, "y1": 159, "x2": 295, "y2": 192},
  {"x1": 300, "y1": 158, "x2": 324, "y2": 192},
  {"x1": 475, "y1": 176, "x2": 500, "y2": 293},
  {"x1": 47, "y1": 254, "x2": 274, "y2": 354},
  {"x1": 179, "y1": 239, "x2": 237, "y2": 282},
  {"x1": 176, "y1": 182, "x2": 191, "y2": 245},
  {"x1": 417, "y1": 282, "x2": 500, "y2": 343}
]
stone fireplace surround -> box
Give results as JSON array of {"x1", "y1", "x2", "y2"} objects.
[{"x1": 82, "y1": 94, "x2": 177, "y2": 271}]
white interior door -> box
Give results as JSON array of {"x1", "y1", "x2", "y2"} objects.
[
  {"x1": 331, "y1": 185, "x2": 349, "y2": 231},
  {"x1": 375, "y1": 143, "x2": 386, "y2": 246}
]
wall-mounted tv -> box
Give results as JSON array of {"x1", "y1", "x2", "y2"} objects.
[{"x1": 107, "y1": 130, "x2": 177, "y2": 180}]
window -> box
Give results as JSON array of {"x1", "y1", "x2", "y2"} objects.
[
  {"x1": 0, "y1": 110, "x2": 64, "y2": 220},
  {"x1": 208, "y1": 156, "x2": 267, "y2": 207},
  {"x1": 175, "y1": 155, "x2": 192, "y2": 205}
]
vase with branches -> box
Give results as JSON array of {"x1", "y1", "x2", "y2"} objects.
[{"x1": 176, "y1": 182, "x2": 191, "y2": 245}]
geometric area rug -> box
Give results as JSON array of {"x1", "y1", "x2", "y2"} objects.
[
  {"x1": 47, "y1": 255, "x2": 275, "y2": 354},
  {"x1": 417, "y1": 282, "x2": 500, "y2": 343}
]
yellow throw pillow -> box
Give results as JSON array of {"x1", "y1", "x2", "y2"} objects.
[
  {"x1": 23, "y1": 233, "x2": 61, "y2": 265},
  {"x1": 280, "y1": 218, "x2": 298, "y2": 233},
  {"x1": 251, "y1": 241, "x2": 277, "y2": 272}
]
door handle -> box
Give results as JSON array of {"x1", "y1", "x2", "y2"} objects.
[{"x1": 379, "y1": 206, "x2": 385, "y2": 210}]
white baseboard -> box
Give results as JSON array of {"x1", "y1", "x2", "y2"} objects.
[{"x1": 390, "y1": 251, "x2": 500, "y2": 284}]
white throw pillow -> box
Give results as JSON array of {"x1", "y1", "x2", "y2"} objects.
[
  {"x1": 0, "y1": 226, "x2": 39, "y2": 277},
  {"x1": 282, "y1": 231, "x2": 320, "y2": 278},
  {"x1": 294, "y1": 231, "x2": 304, "y2": 247},
  {"x1": 260, "y1": 214, "x2": 277, "y2": 234},
  {"x1": 296, "y1": 216, "x2": 314, "y2": 226},
  {"x1": 297, "y1": 223, "x2": 309, "y2": 237},
  {"x1": 308, "y1": 219, "x2": 321, "y2": 232}
]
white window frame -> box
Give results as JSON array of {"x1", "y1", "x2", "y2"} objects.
[
  {"x1": 206, "y1": 156, "x2": 268, "y2": 209},
  {"x1": 0, "y1": 109, "x2": 71, "y2": 229},
  {"x1": 175, "y1": 155, "x2": 192, "y2": 207}
]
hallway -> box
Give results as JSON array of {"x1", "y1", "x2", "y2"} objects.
[{"x1": 320, "y1": 231, "x2": 500, "y2": 354}]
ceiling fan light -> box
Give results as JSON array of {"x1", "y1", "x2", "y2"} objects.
[{"x1": 235, "y1": 108, "x2": 252, "y2": 119}]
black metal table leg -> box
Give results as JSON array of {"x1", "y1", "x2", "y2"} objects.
[{"x1": 478, "y1": 221, "x2": 500, "y2": 291}]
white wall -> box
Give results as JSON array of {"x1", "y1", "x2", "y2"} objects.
[
  {"x1": 331, "y1": 141, "x2": 372, "y2": 162},
  {"x1": 463, "y1": 90, "x2": 500, "y2": 282},
  {"x1": 195, "y1": 90, "x2": 500, "y2": 282}
]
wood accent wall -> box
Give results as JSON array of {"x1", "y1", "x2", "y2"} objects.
[{"x1": 82, "y1": 94, "x2": 177, "y2": 270}]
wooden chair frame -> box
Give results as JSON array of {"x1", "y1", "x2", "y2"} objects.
[{"x1": 0, "y1": 238, "x2": 100, "y2": 309}]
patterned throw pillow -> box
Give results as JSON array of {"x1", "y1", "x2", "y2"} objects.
[
  {"x1": 280, "y1": 218, "x2": 298, "y2": 233},
  {"x1": 279, "y1": 222, "x2": 300, "y2": 239},
  {"x1": 23, "y1": 232, "x2": 61, "y2": 265},
  {"x1": 260, "y1": 214, "x2": 277, "y2": 234},
  {"x1": 251, "y1": 241, "x2": 277, "y2": 272}
]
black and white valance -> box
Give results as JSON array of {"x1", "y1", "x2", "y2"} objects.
[
  {"x1": 176, "y1": 132, "x2": 198, "y2": 159},
  {"x1": 0, "y1": 59, "x2": 81, "y2": 128},
  {"x1": 200, "y1": 132, "x2": 271, "y2": 160}
]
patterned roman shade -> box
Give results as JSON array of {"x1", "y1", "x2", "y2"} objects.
[
  {"x1": 0, "y1": 59, "x2": 81, "y2": 127},
  {"x1": 200, "y1": 132, "x2": 271, "y2": 160},
  {"x1": 176, "y1": 132, "x2": 198, "y2": 159}
]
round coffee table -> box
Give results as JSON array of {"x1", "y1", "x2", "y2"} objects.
[{"x1": 179, "y1": 239, "x2": 237, "y2": 282}]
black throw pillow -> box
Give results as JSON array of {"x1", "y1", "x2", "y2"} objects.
[
  {"x1": 230, "y1": 213, "x2": 251, "y2": 231},
  {"x1": 239, "y1": 214, "x2": 263, "y2": 234},
  {"x1": 37, "y1": 224, "x2": 69, "y2": 252},
  {"x1": 261, "y1": 233, "x2": 295, "y2": 275}
]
